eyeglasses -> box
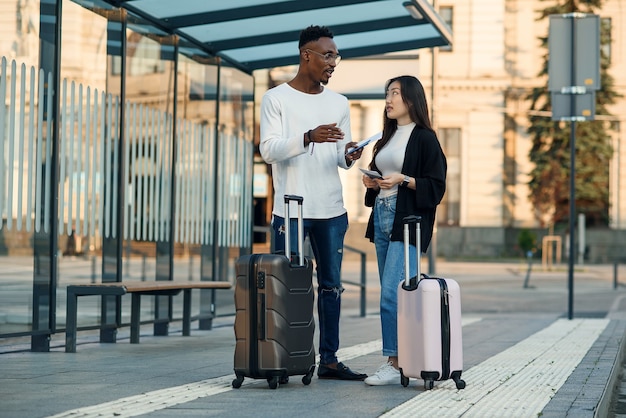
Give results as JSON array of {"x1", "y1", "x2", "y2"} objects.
[{"x1": 306, "y1": 49, "x2": 342, "y2": 65}]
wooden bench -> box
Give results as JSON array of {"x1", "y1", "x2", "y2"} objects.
[{"x1": 65, "y1": 281, "x2": 232, "y2": 353}]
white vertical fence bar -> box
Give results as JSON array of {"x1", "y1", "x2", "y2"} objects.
[
  {"x1": 153, "y1": 111, "x2": 162, "y2": 241},
  {"x1": 103, "y1": 94, "x2": 110, "y2": 238},
  {"x1": 111, "y1": 97, "x2": 119, "y2": 238},
  {"x1": 44, "y1": 72, "x2": 53, "y2": 234},
  {"x1": 0, "y1": 58, "x2": 6, "y2": 229},
  {"x1": 26, "y1": 66, "x2": 36, "y2": 233},
  {"x1": 209, "y1": 125, "x2": 216, "y2": 246},
  {"x1": 183, "y1": 121, "x2": 193, "y2": 243},
  {"x1": 156, "y1": 113, "x2": 164, "y2": 242},
  {"x1": 193, "y1": 124, "x2": 201, "y2": 244},
  {"x1": 183, "y1": 121, "x2": 191, "y2": 244},
  {"x1": 67, "y1": 81, "x2": 75, "y2": 235},
  {"x1": 160, "y1": 114, "x2": 171, "y2": 242},
  {"x1": 16, "y1": 63, "x2": 26, "y2": 231},
  {"x1": 135, "y1": 104, "x2": 148, "y2": 240},
  {"x1": 58, "y1": 79, "x2": 67, "y2": 235},
  {"x1": 200, "y1": 125, "x2": 208, "y2": 245},
  {"x1": 226, "y1": 134, "x2": 235, "y2": 247},
  {"x1": 215, "y1": 133, "x2": 222, "y2": 246},
  {"x1": 35, "y1": 69, "x2": 45, "y2": 232},
  {"x1": 184, "y1": 122, "x2": 192, "y2": 244},
  {"x1": 128, "y1": 103, "x2": 136, "y2": 240},
  {"x1": 182, "y1": 121, "x2": 187, "y2": 244},
  {"x1": 98, "y1": 91, "x2": 106, "y2": 237},
  {"x1": 104, "y1": 94, "x2": 112, "y2": 238},
  {"x1": 148, "y1": 108, "x2": 156, "y2": 242},
  {"x1": 7, "y1": 59, "x2": 16, "y2": 231},
  {"x1": 123, "y1": 102, "x2": 131, "y2": 240},
  {"x1": 82, "y1": 87, "x2": 91, "y2": 236},
  {"x1": 174, "y1": 120, "x2": 183, "y2": 243},
  {"x1": 244, "y1": 139, "x2": 253, "y2": 246},
  {"x1": 75, "y1": 84, "x2": 83, "y2": 236},
  {"x1": 91, "y1": 90, "x2": 100, "y2": 237},
  {"x1": 204, "y1": 124, "x2": 215, "y2": 245}
]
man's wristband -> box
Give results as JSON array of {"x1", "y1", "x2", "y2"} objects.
[{"x1": 306, "y1": 130, "x2": 312, "y2": 145}]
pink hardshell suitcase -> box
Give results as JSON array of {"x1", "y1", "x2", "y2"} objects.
[{"x1": 397, "y1": 215, "x2": 466, "y2": 390}]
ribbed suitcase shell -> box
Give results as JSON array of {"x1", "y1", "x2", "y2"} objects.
[
  {"x1": 397, "y1": 276, "x2": 465, "y2": 389},
  {"x1": 396, "y1": 215, "x2": 465, "y2": 390},
  {"x1": 232, "y1": 195, "x2": 315, "y2": 389}
]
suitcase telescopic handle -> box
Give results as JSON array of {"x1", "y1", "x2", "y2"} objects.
[
  {"x1": 403, "y1": 215, "x2": 422, "y2": 286},
  {"x1": 283, "y1": 195, "x2": 305, "y2": 266}
]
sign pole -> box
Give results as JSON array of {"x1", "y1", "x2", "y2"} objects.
[
  {"x1": 549, "y1": 13, "x2": 599, "y2": 320},
  {"x1": 566, "y1": 16, "x2": 576, "y2": 321}
]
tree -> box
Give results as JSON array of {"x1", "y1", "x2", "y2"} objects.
[{"x1": 527, "y1": 0, "x2": 620, "y2": 228}]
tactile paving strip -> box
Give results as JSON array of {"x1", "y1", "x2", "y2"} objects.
[{"x1": 382, "y1": 318, "x2": 609, "y2": 417}]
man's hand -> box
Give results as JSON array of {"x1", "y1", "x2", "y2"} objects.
[
  {"x1": 344, "y1": 141, "x2": 363, "y2": 163},
  {"x1": 309, "y1": 123, "x2": 344, "y2": 144}
]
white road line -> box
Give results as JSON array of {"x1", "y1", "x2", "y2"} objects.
[
  {"x1": 46, "y1": 317, "x2": 482, "y2": 418},
  {"x1": 382, "y1": 318, "x2": 609, "y2": 418}
]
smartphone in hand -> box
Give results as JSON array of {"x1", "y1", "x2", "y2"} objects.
[
  {"x1": 346, "y1": 132, "x2": 381, "y2": 155},
  {"x1": 359, "y1": 168, "x2": 383, "y2": 179}
]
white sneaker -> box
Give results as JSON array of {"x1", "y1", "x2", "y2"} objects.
[{"x1": 364, "y1": 361, "x2": 400, "y2": 386}]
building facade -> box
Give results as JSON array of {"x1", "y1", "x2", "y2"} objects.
[{"x1": 276, "y1": 0, "x2": 626, "y2": 261}]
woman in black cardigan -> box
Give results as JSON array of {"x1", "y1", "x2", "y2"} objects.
[{"x1": 362, "y1": 75, "x2": 447, "y2": 386}]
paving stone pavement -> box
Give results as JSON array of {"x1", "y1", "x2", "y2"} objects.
[{"x1": 1, "y1": 260, "x2": 626, "y2": 417}]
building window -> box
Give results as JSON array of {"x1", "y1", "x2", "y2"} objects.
[
  {"x1": 439, "y1": 6, "x2": 453, "y2": 52},
  {"x1": 438, "y1": 127, "x2": 460, "y2": 226}
]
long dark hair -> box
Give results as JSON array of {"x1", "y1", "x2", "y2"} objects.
[{"x1": 370, "y1": 75, "x2": 433, "y2": 170}]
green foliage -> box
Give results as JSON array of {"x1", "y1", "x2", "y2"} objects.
[
  {"x1": 527, "y1": 0, "x2": 620, "y2": 228},
  {"x1": 517, "y1": 229, "x2": 537, "y2": 254}
]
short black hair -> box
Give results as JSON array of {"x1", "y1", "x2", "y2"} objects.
[{"x1": 299, "y1": 25, "x2": 334, "y2": 49}]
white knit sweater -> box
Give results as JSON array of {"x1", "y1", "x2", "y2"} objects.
[{"x1": 260, "y1": 83, "x2": 353, "y2": 219}]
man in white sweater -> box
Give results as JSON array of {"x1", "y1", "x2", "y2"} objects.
[{"x1": 260, "y1": 25, "x2": 366, "y2": 381}]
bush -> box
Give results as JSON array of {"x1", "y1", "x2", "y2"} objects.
[{"x1": 517, "y1": 229, "x2": 537, "y2": 257}]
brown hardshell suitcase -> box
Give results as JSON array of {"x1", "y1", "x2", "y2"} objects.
[{"x1": 232, "y1": 195, "x2": 316, "y2": 389}]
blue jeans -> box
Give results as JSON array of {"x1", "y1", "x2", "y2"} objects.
[
  {"x1": 272, "y1": 213, "x2": 348, "y2": 365},
  {"x1": 373, "y1": 194, "x2": 416, "y2": 357}
]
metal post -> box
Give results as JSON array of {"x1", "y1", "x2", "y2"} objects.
[{"x1": 567, "y1": 16, "x2": 577, "y2": 321}]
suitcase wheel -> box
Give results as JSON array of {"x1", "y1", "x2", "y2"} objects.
[
  {"x1": 279, "y1": 376, "x2": 289, "y2": 385},
  {"x1": 232, "y1": 374, "x2": 244, "y2": 389},
  {"x1": 302, "y1": 365, "x2": 315, "y2": 385},
  {"x1": 267, "y1": 376, "x2": 279, "y2": 389},
  {"x1": 399, "y1": 369, "x2": 409, "y2": 387},
  {"x1": 424, "y1": 380, "x2": 434, "y2": 390},
  {"x1": 455, "y1": 378, "x2": 466, "y2": 390}
]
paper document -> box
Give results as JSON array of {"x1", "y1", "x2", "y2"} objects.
[
  {"x1": 359, "y1": 168, "x2": 383, "y2": 179},
  {"x1": 346, "y1": 131, "x2": 381, "y2": 155}
]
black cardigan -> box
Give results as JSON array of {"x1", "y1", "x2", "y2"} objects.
[{"x1": 364, "y1": 127, "x2": 447, "y2": 251}]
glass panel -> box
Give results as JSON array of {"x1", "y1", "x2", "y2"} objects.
[
  {"x1": 174, "y1": 50, "x2": 218, "y2": 264},
  {"x1": 122, "y1": 15, "x2": 175, "y2": 280},
  {"x1": 54, "y1": 0, "x2": 122, "y2": 330},
  {"x1": 0, "y1": 1, "x2": 43, "y2": 336},
  {"x1": 217, "y1": 64, "x2": 254, "y2": 250}
]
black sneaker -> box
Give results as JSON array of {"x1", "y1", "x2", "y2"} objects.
[{"x1": 317, "y1": 362, "x2": 367, "y2": 381}]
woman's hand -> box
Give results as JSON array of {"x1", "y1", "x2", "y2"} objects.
[
  {"x1": 362, "y1": 175, "x2": 379, "y2": 190},
  {"x1": 377, "y1": 173, "x2": 404, "y2": 189}
]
